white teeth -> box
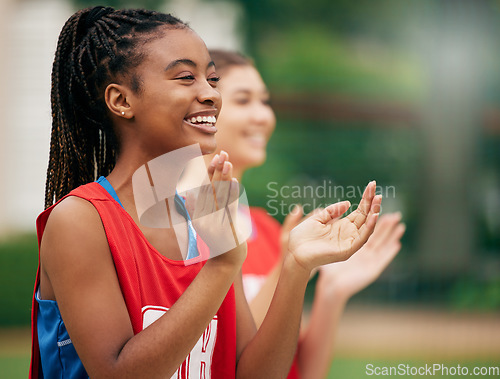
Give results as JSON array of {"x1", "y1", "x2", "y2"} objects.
[{"x1": 186, "y1": 115, "x2": 216, "y2": 124}]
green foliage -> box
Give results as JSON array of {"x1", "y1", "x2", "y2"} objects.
[
  {"x1": 450, "y1": 278, "x2": 500, "y2": 311},
  {"x1": 255, "y1": 25, "x2": 425, "y2": 101},
  {"x1": 0, "y1": 234, "x2": 38, "y2": 326}
]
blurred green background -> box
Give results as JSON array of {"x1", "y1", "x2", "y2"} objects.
[{"x1": 0, "y1": 0, "x2": 499, "y2": 377}]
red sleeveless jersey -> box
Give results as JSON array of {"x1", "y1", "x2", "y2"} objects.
[{"x1": 30, "y1": 182, "x2": 236, "y2": 378}]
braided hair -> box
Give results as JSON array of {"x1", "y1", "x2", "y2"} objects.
[{"x1": 45, "y1": 6, "x2": 187, "y2": 209}]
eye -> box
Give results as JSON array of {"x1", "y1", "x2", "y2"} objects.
[
  {"x1": 207, "y1": 76, "x2": 220, "y2": 87},
  {"x1": 235, "y1": 97, "x2": 250, "y2": 105},
  {"x1": 175, "y1": 75, "x2": 195, "y2": 81}
]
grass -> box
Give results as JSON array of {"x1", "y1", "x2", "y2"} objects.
[
  {"x1": 1, "y1": 327, "x2": 498, "y2": 379},
  {"x1": 327, "y1": 358, "x2": 500, "y2": 378},
  {"x1": 1, "y1": 352, "x2": 498, "y2": 378},
  {"x1": 0, "y1": 356, "x2": 30, "y2": 378}
]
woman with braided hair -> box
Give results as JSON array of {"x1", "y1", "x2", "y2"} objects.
[{"x1": 31, "y1": 6, "x2": 381, "y2": 378}]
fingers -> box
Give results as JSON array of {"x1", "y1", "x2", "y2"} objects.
[
  {"x1": 358, "y1": 180, "x2": 377, "y2": 215},
  {"x1": 377, "y1": 221, "x2": 406, "y2": 266},
  {"x1": 368, "y1": 212, "x2": 402, "y2": 247},
  {"x1": 363, "y1": 213, "x2": 406, "y2": 268},
  {"x1": 356, "y1": 212, "x2": 379, "y2": 244},
  {"x1": 347, "y1": 181, "x2": 378, "y2": 228},
  {"x1": 304, "y1": 207, "x2": 324, "y2": 221},
  {"x1": 387, "y1": 221, "x2": 406, "y2": 251},
  {"x1": 314, "y1": 201, "x2": 351, "y2": 224},
  {"x1": 207, "y1": 154, "x2": 218, "y2": 179},
  {"x1": 210, "y1": 150, "x2": 230, "y2": 183},
  {"x1": 349, "y1": 196, "x2": 381, "y2": 251},
  {"x1": 193, "y1": 151, "x2": 237, "y2": 223},
  {"x1": 208, "y1": 151, "x2": 231, "y2": 207}
]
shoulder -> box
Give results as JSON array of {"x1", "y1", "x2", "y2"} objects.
[
  {"x1": 41, "y1": 195, "x2": 110, "y2": 274},
  {"x1": 45, "y1": 195, "x2": 103, "y2": 234}
]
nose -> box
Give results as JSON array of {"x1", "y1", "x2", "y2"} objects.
[{"x1": 198, "y1": 82, "x2": 221, "y2": 108}]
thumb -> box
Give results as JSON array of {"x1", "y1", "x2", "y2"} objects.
[
  {"x1": 314, "y1": 201, "x2": 350, "y2": 224},
  {"x1": 282, "y1": 204, "x2": 303, "y2": 232}
]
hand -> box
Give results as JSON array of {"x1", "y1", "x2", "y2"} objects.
[
  {"x1": 288, "y1": 181, "x2": 381, "y2": 273},
  {"x1": 189, "y1": 151, "x2": 246, "y2": 264},
  {"x1": 280, "y1": 205, "x2": 318, "y2": 257},
  {"x1": 319, "y1": 212, "x2": 405, "y2": 299},
  {"x1": 280, "y1": 205, "x2": 323, "y2": 279}
]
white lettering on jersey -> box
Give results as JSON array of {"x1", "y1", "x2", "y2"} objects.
[{"x1": 142, "y1": 305, "x2": 218, "y2": 379}]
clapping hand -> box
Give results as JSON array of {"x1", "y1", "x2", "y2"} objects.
[
  {"x1": 188, "y1": 151, "x2": 244, "y2": 262},
  {"x1": 319, "y1": 212, "x2": 405, "y2": 299},
  {"x1": 288, "y1": 181, "x2": 381, "y2": 272}
]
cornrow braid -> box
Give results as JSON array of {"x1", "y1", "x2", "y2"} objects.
[{"x1": 45, "y1": 6, "x2": 188, "y2": 209}]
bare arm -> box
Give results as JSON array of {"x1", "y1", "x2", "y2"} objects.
[
  {"x1": 297, "y1": 212, "x2": 405, "y2": 379},
  {"x1": 247, "y1": 205, "x2": 313, "y2": 328},
  {"x1": 234, "y1": 182, "x2": 381, "y2": 378},
  {"x1": 236, "y1": 254, "x2": 310, "y2": 378}
]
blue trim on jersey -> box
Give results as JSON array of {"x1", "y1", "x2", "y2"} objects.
[
  {"x1": 96, "y1": 176, "x2": 199, "y2": 260},
  {"x1": 96, "y1": 176, "x2": 124, "y2": 208}
]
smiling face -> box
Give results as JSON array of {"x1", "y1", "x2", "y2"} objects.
[
  {"x1": 214, "y1": 65, "x2": 276, "y2": 173},
  {"x1": 119, "y1": 27, "x2": 222, "y2": 160}
]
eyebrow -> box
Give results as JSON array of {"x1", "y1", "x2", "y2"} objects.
[
  {"x1": 165, "y1": 59, "x2": 215, "y2": 71},
  {"x1": 232, "y1": 88, "x2": 270, "y2": 96}
]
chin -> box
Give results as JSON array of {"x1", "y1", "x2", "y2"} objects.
[
  {"x1": 199, "y1": 140, "x2": 217, "y2": 155},
  {"x1": 244, "y1": 152, "x2": 267, "y2": 169}
]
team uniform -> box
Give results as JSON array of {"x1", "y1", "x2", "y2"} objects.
[
  {"x1": 30, "y1": 179, "x2": 236, "y2": 378},
  {"x1": 242, "y1": 207, "x2": 301, "y2": 379}
]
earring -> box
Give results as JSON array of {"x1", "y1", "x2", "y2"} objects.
[{"x1": 121, "y1": 111, "x2": 125, "y2": 116}]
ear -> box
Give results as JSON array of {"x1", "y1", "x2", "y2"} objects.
[{"x1": 105, "y1": 83, "x2": 133, "y2": 119}]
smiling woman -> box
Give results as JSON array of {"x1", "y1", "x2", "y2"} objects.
[
  {"x1": 30, "y1": 6, "x2": 381, "y2": 379},
  {"x1": 106, "y1": 27, "x2": 221, "y2": 159}
]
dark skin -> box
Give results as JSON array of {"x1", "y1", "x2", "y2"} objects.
[{"x1": 39, "y1": 27, "x2": 381, "y2": 378}]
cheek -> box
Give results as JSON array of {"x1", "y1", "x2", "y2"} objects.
[
  {"x1": 216, "y1": 108, "x2": 246, "y2": 136},
  {"x1": 215, "y1": 122, "x2": 241, "y2": 148},
  {"x1": 268, "y1": 112, "x2": 277, "y2": 133}
]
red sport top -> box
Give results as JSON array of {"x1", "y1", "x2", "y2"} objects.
[{"x1": 30, "y1": 182, "x2": 236, "y2": 378}]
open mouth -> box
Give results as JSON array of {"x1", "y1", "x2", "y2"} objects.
[
  {"x1": 184, "y1": 115, "x2": 217, "y2": 134},
  {"x1": 243, "y1": 132, "x2": 267, "y2": 147}
]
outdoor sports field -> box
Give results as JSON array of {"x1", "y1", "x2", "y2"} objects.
[{"x1": 2, "y1": 305, "x2": 499, "y2": 378}]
